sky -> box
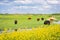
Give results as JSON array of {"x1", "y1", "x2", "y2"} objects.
[{"x1": 0, "y1": 0, "x2": 60, "y2": 14}]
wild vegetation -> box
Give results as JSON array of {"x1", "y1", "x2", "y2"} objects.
[{"x1": 0, "y1": 24, "x2": 60, "y2": 40}]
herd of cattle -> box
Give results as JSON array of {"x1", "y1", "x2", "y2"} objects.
[
  {"x1": 14, "y1": 16, "x2": 56, "y2": 25},
  {"x1": 0, "y1": 16, "x2": 58, "y2": 32}
]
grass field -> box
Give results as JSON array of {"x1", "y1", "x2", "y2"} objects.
[
  {"x1": 0, "y1": 14, "x2": 60, "y2": 40},
  {"x1": 0, "y1": 14, "x2": 60, "y2": 29}
]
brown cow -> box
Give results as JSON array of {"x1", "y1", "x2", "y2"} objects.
[{"x1": 44, "y1": 16, "x2": 57, "y2": 25}]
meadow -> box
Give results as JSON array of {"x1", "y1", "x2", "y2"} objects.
[
  {"x1": 0, "y1": 14, "x2": 60, "y2": 29},
  {"x1": 0, "y1": 14, "x2": 60, "y2": 40}
]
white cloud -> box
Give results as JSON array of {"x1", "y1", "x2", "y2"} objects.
[
  {"x1": 0, "y1": 2, "x2": 12, "y2": 5},
  {"x1": 11, "y1": 6, "x2": 37, "y2": 9},
  {"x1": 47, "y1": 0, "x2": 60, "y2": 4},
  {"x1": 43, "y1": 5, "x2": 52, "y2": 9},
  {"x1": 14, "y1": 0, "x2": 32, "y2": 4},
  {"x1": 33, "y1": 0, "x2": 46, "y2": 4},
  {"x1": 3, "y1": 6, "x2": 38, "y2": 13},
  {"x1": 5, "y1": 5, "x2": 52, "y2": 13},
  {"x1": 14, "y1": 0, "x2": 48, "y2": 5}
]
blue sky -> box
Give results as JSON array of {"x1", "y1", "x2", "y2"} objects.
[{"x1": 0, "y1": 0, "x2": 60, "y2": 14}]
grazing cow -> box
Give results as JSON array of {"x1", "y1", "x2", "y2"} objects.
[
  {"x1": 37, "y1": 18, "x2": 40, "y2": 21},
  {"x1": 48, "y1": 16, "x2": 56, "y2": 21},
  {"x1": 44, "y1": 16, "x2": 57, "y2": 25},
  {"x1": 41, "y1": 18, "x2": 44, "y2": 20},
  {"x1": 44, "y1": 20, "x2": 50, "y2": 25},
  {"x1": 28, "y1": 17, "x2": 31, "y2": 20},
  {"x1": 14, "y1": 20, "x2": 17, "y2": 24}
]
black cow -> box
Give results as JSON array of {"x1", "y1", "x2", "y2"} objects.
[
  {"x1": 44, "y1": 20, "x2": 50, "y2": 25},
  {"x1": 37, "y1": 18, "x2": 40, "y2": 21},
  {"x1": 28, "y1": 17, "x2": 31, "y2": 20},
  {"x1": 14, "y1": 20, "x2": 17, "y2": 24},
  {"x1": 41, "y1": 18, "x2": 44, "y2": 20}
]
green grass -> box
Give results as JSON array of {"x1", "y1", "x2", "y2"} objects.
[{"x1": 0, "y1": 14, "x2": 60, "y2": 29}]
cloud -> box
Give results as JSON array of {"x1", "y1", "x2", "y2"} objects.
[
  {"x1": 0, "y1": 2, "x2": 11, "y2": 5},
  {"x1": 43, "y1": 5, "x2": 52, "y2": 9},
  {"x1": 33, "y1": 0, "x2": 46, "y2": 4},
  {"x1": 0, "y1": 0, "x2": 12, "y2": 5},
  {"x1": 14, "y1": 0, "x2": 32, "y2": 4},
  {"x1": 0, "y1": 4, "x2": 52, "y2": 13},
  {"x1": 0, "y1": 0, "x2": 60, "y2": 5},
  {"x1": 14, "y1": 0, "x2": 48, "y2": 5},
  {"x1": 47, "y1": 0, "x2": 60, "y2": 4},
  {"x1": 7, "y1": 5, "x2": 38, "y2": 10},
  {"x1": 0, "y1": 0, "x2": 60, "y2": 13}
]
